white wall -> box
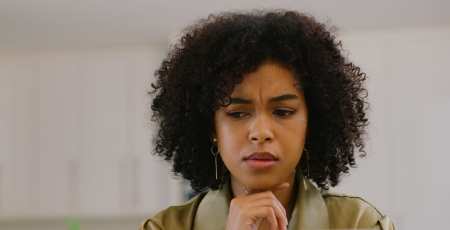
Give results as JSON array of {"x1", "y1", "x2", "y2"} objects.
[
  {"x1": 0, "y1": 26, "x2": 449, "y2": 230},
  {"x1": 333, "y1": 26, "x2": 450, "y2": 230}
]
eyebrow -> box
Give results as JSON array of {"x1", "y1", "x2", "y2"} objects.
[
  {"x1": 229, "y1": 94, "x2": 299, "y2": 104},
  {"x1": 229, "y1": 97, "x2": 252, "y2": 104},
  {"x1": 268, "y1": 94, "x2": 299, "y2": 102}
]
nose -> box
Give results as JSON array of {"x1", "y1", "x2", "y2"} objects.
[{"x1": 248, "y1": 113, "x2": 274, "y2": 143}]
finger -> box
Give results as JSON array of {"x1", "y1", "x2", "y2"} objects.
[
  {"x1": 277, "y1": 214, "x2": 288, "y2": 230},
  {"x1": 242, "y1": 182, "x2": 290, "y2": 196},
  {"x1": 239, "y1": 191, "x2": 286, "y2": 214},
  {"x1": 246, "y1": 194, "x2": 288, "y2": 227},
  {"x1": 273, "y1": 182, "x2": 290, "y2": 191},
  {"x1": 268, "y1": 197, "x2": 288, "y2": 227},
  {"x1": 260, "y1": 207, "x2": 287, "y2": 230},
  {"x1": 255, "y1": 207, "x2": 278, "y2": 230},
  {"x1": 260, "y1": 192, "x2": 288, "y2": 220},
  {"x1": 229, "y1": 193, "x2": 288, "y2": 229}
]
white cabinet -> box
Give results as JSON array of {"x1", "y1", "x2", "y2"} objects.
[{"x1": 0, "y1": 46, "x2": 184, "y2": 219}]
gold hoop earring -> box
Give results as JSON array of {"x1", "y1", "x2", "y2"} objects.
[{"x1": 211, "y1": 139, "x2": 219, "y2": 180}]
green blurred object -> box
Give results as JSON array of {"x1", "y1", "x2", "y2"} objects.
[{"x1": 66, "y1": 216, "x2": 80, "y2": 230}]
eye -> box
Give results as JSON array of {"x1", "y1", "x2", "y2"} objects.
[
  {"x1": 273, "y1": 109, "x2": 295, "y2": 117},
  {"x1": 226, "y1": 112, "x2": 248, "y2": 119}
]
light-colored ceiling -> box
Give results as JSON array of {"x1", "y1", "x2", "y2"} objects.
[{"x1": 1, "y1": 0, "x2": 449, "y2": 52}]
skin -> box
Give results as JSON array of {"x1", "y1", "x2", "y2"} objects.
[{"x1": 214, "y1": 62, "x2": 308, "y2": 230}]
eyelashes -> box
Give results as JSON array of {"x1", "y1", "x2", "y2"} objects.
[
  {"x1": 273, "y1": 109, "x2": 295, "y2": 116},
  {"x1": 226, "y1": 109, "x2": 296, "y2": 120},
  {"x1": 226, "y1": 111, "x2": 247, "y2": 118}
]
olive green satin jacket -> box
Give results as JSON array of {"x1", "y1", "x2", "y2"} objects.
[{"x1": 139, "y1": 174, "x2": 395, "y2": 230}]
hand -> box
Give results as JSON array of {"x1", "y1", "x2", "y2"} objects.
[{"x1": 225, "y1": 183, "x2": 290, "y2": 230}]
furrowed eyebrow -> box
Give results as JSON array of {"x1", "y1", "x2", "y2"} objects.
[
  {"x1": 228, "y1": 94, "x2": 298, "y2": 104},
  {"x1": 229, "y1": 97, "x2": 252, "y2": 104},
  {"x1": 268, "y1": 94, "x2": 299, "y2": 102}
]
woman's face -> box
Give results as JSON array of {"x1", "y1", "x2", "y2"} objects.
[{"x1": 214, "y1": 63, "x2": 308, "y2": 191}]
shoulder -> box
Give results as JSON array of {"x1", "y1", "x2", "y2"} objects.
[
  {"x1": 320, "y1": 190, "x2": 395, "y2": 229},
  {"x1": 139, "y1": 192, "x2": 207, "y2": 230}
]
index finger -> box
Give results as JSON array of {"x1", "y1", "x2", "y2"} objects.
[
  {"x1": 237, "y1": 182, "x2": 290, "y2": 197},
  {"x1": 272, "y1": 182, "x2": 289, "y2": 191}
]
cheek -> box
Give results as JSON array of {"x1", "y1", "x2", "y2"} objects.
[
  {"x1": 283, "y1": 119, "x2": 307, "y2": 151},
  {"x1": 215, "y1": 114, "x2": 237, "y2": 152},
  {"x1": 214, "y1": 111, "x2": 246, "y2": 141},
  {"x1": 216, "y1": 133, "x2": 244, "y2": 172},
  {"x1": 216, "y1": 126, "x2": 244, "y2": 154},
  {"x1": 214, "y1": 121, "x2": 248, "y2": 167}
]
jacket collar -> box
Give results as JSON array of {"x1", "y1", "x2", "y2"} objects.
[{"x1": 193, "y1": 173, "x2": 331, "y2": 230}]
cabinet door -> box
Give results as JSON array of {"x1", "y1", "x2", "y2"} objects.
[
  {"x1": 35, "y1": 55, "x2": 79, "y2": 215},
  {"x1": 0, "y1": 62, "x2": 36, "y2": 217},
  {"x1": 0, "y1": 47, "x2": 184, "y2": 219}
]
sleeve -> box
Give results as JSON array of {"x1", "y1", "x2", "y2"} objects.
[
  {"x1": 137, "y1": 192, "x2": 206, "y2": 230},
  {"x1": 377, "y1": 215, "x2": 396, "y2": 230},
  {"x1": 322, "y1": 194, "x2": 396, "y2": 229},
  {"x1": 138, "y1": 219, "x2": 162, "y2": 230}
]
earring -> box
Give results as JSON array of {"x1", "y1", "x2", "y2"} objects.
[
  {"x1": 211, "y1": 138, "x2": 219, "y2": 180},
  {"x1": 304, "y1": 148, "x2": 310, "y2": 177}
]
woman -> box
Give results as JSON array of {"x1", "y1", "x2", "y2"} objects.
[{"x1": 140, "y1": 10, "x2": 395, "y2": 230}]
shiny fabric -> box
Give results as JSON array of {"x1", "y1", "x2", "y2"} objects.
[{"x1": 139, "y1": 174, "x2": 395, "y2": 230}]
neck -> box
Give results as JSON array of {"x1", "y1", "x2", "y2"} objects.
[{"x1": 272, "y1": 172, "x2": 297, "y2": 220}]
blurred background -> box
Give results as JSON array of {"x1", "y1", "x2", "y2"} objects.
[{"x1": 0, "y1": 0, "x2": 449, "y2": 229}]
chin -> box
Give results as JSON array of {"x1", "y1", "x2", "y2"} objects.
[{"x1": 244, "y1": 177, "x2": 282, "y2": 191}]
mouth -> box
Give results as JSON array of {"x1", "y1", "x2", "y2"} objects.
[{"x1": 244, "y1": 152, "x2": 278, "y2": 169}]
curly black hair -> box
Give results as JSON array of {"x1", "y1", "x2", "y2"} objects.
[{"x1": 150, "y1": 10, "x2": 369, "y2": 192}]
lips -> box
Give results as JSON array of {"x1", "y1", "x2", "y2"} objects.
[{"x1": 244, "y1": 152, "x2": 277, "y2": 169}]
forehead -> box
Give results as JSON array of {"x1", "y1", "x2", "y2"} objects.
[{"x1": 230, "y1": 63, "x2": 300, "y2": 97}]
